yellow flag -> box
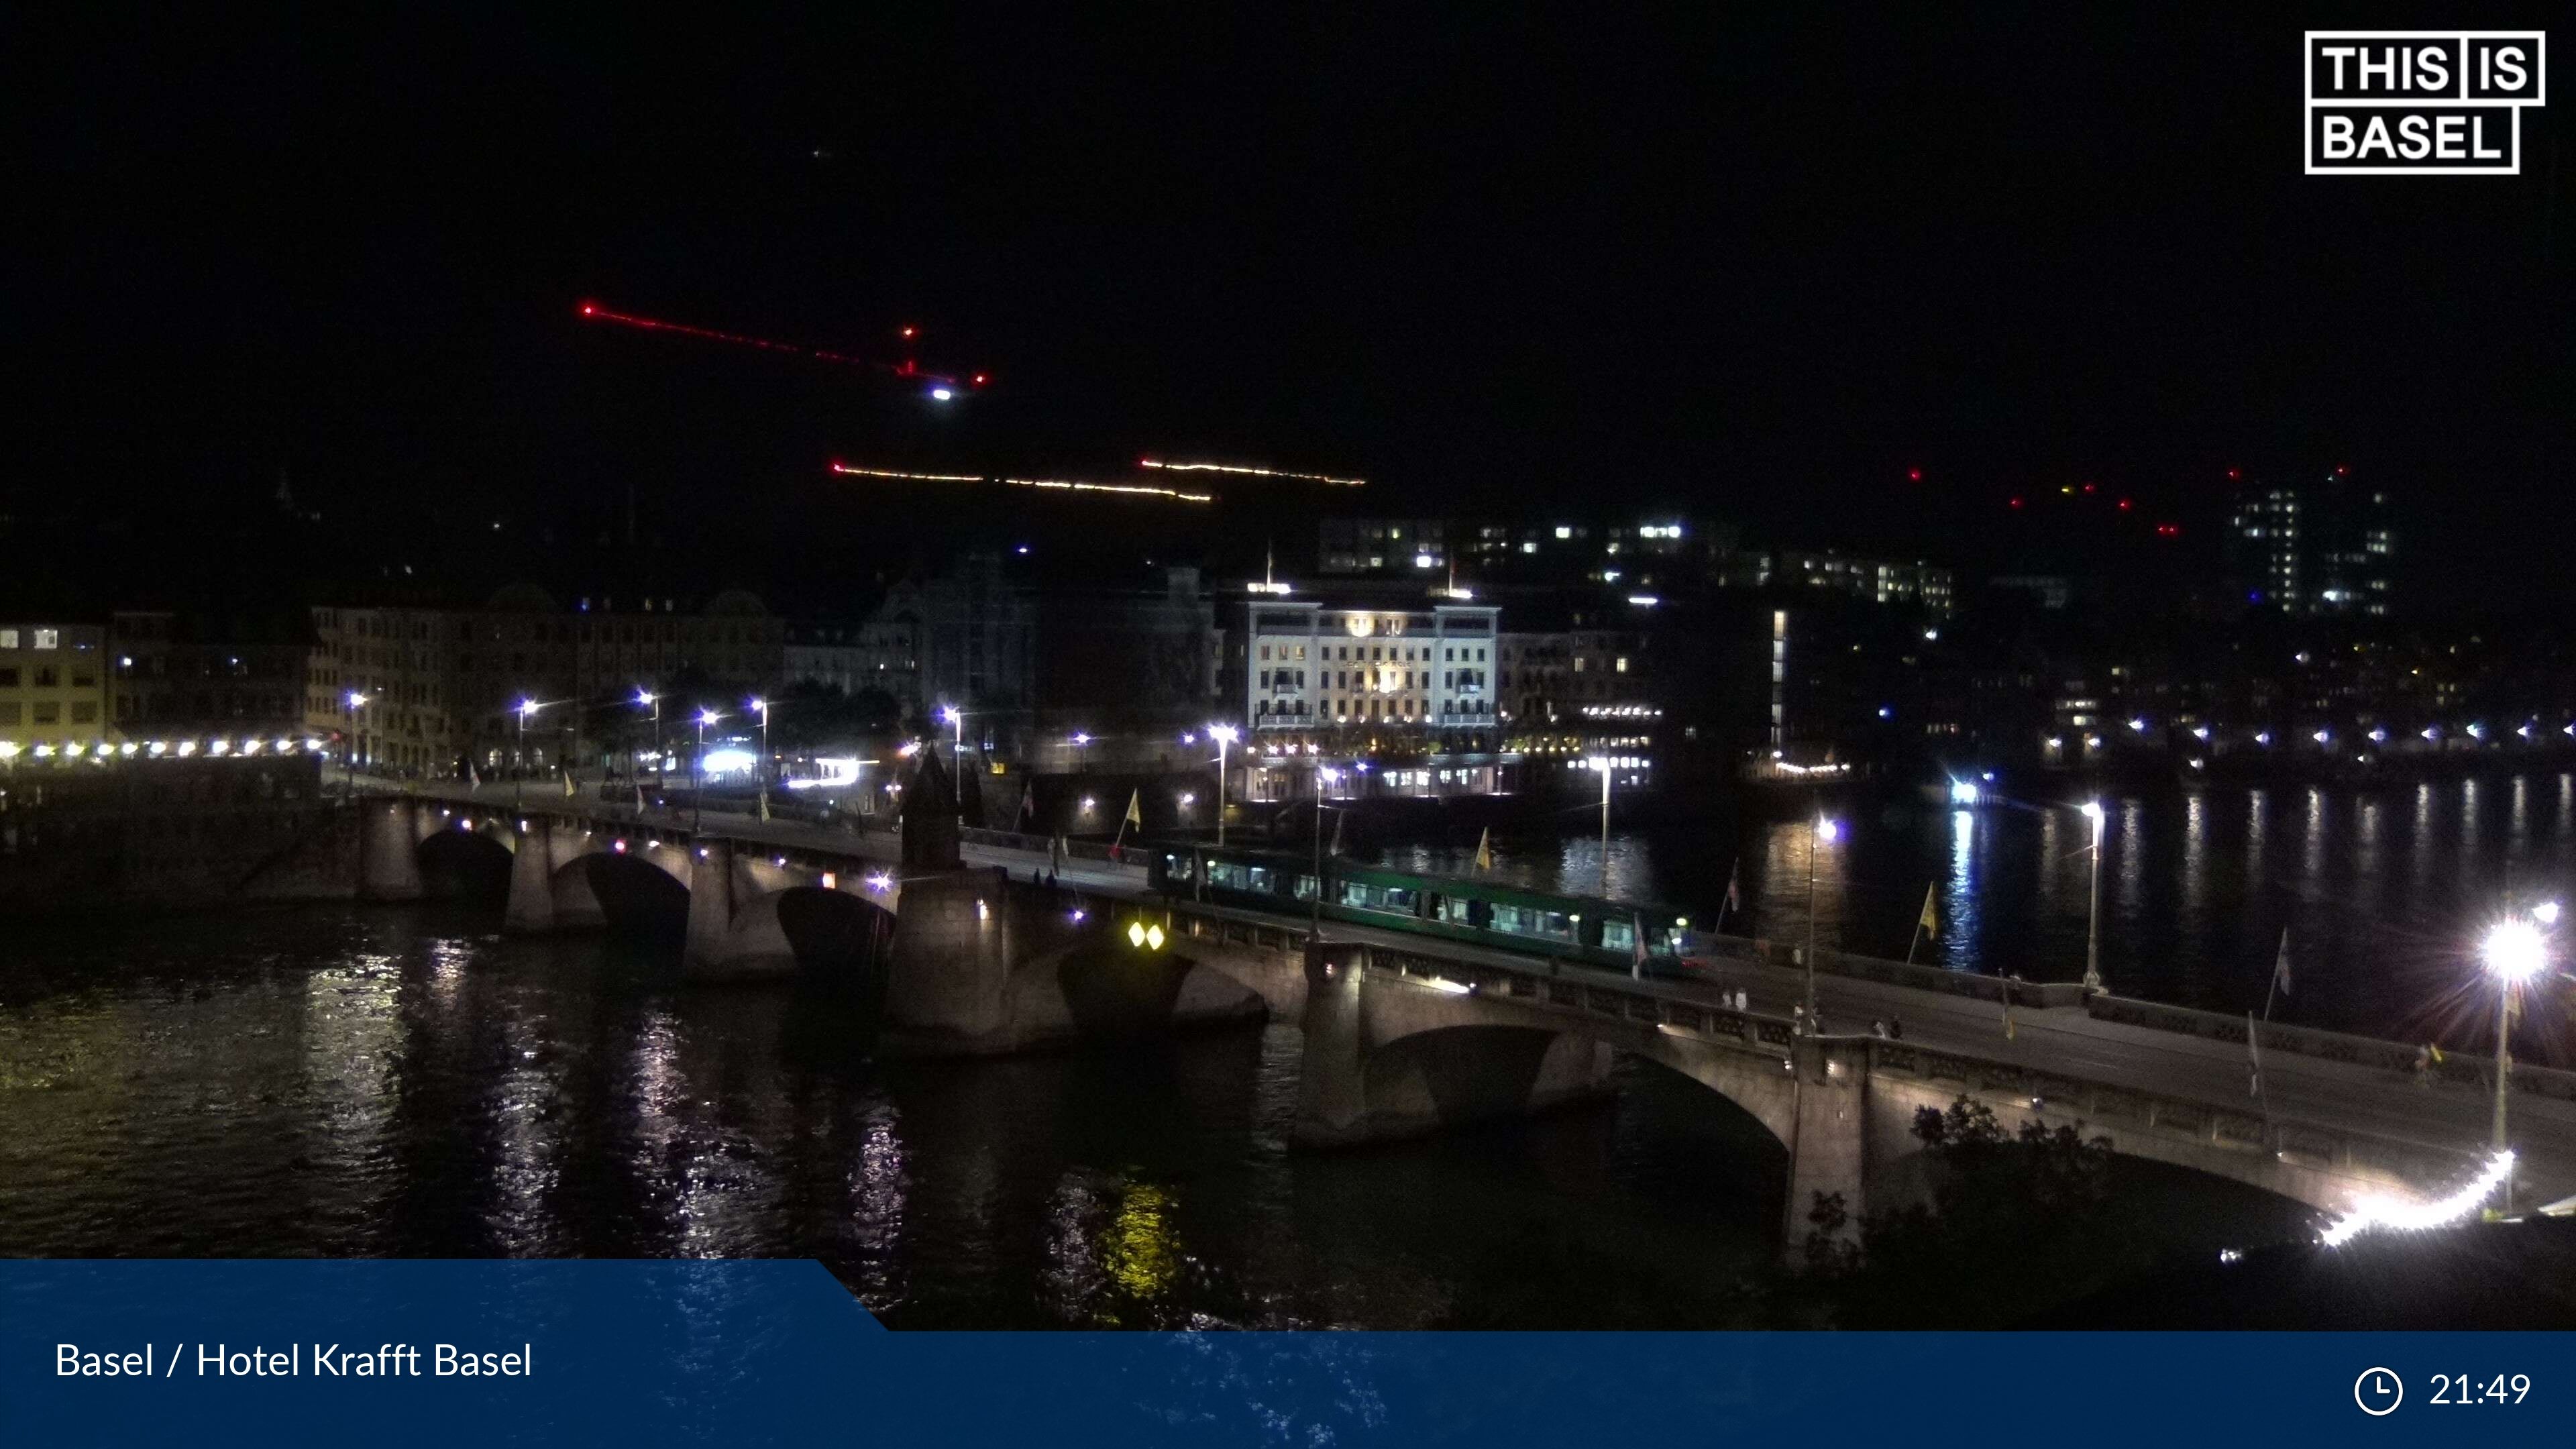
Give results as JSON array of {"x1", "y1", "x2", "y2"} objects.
[
  {"x1": 1123, "y1": 789, "x2": 1142, "y2": 828},
  {"x1": 1917, "y1": 883, "x2": 1939, "y2": 938},
  {"x1": 1474, "y1": 827, "x2": 1493, "y2": 871}
]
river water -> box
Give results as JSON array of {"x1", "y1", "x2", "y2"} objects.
[
  {"x1": 4, "y1": 770, "x2": 2518, "y2": 1324},
  {"x1": 1380, "y1": 768, "x2": 2576, "y2": 1059}
]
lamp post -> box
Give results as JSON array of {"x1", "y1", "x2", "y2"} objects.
[
  {"x1": 1804, "y1": 814, "x2": 1840, "y2": 1032},
  {"x1": 751, "y1": 696, "x2": 771, "y2": 814},
  {"x1": 940, "y1": 705, "x2": 964, "y2": 826},
  {"x1": 2080, "y1": 799, "x2": 2107, "y2": 994},
  {"x1": 694, "y1": 708, "x2": 719, "y2": 833},
  {"x1": 342, "y1": 690, "x2": 369, "y2": 794},
  {"x1": 637, "y1": 689, "x2": 661, "y2": 804},
  {"x1": 514, "y1": 700, "x2": 541, "y2": 811},
  {"x1": 1311, "y1": 777, "x2": 1342, "y2": 940},
  {"x1": 2481, "y1": 917, "x2": 2546, "y2": 1208},
  {"x1": 1208, "y1": 723, "x2": 1238, "y2": 847}
]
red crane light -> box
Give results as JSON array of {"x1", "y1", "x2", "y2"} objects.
[
  {"x1": 971, "y1": 373, "x2": 989, "y2": 387},
  {"x1": 2116, "y1": 498, "x2": 2133, "y2": 511},
  {"x1": 2008, "y1": 497, "x2": 2025, "y2": 509},
  {"x1": 576, "y1": 300, "x2": 985, "y2": 392},
  {"x1": 2082, "y1": 482, "x2": 2098, "y2": 494},
  {"x1": 1907, "y1": 468, "x2": 1923, "y2": 482},
  {"x1": 2226, "y1": 468, "x2": 2241, "y2": 480}
]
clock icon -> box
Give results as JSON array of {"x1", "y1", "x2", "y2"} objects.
[{"x1": 2355, "y1": 1367, "x2": 2404, "y2": 1416}]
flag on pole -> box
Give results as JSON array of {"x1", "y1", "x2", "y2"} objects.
[
  {"x1": 1917, "y1": 883, "x2": 1939, "y2": 941},
  {"x1": 1474, "y1": 826, "x2": 1493, "y2": 872},
  {"x1": 758, "y1": 792, "x2": 771, "y2": 822},
  {"x1": 1329, "y1": 808, "x2": 1345, "y2": 857},
  {"x1": 1723, "y1": 859, "x2": 1741, "y2": 918},
  {"x1": 1631, "y1": 912, "x2": 1649, "y2": 979},
  {"x1": 468, "y1": 761, "x2": 481, "y2": 789},
  {"x1": 2271, "y1": 928, "x2": 2292, "y2": 998},
  {"x1": 634, "y1": 782, "x2": 647, "y2": 814},
  {"x1": 563, "y1": 768, "x2": 577, "y2": 799},
  {"x1": 1019, "y1": 786, "x2": 1036, "y2": 826},
  {"x1": 2246, "y1": 1012, "x2": 2264, "y2": 1098},
  {"x1": 1123, "y1": 789, "x2": 1142, "y2": 830}
]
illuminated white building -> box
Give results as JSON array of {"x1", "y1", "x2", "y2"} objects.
[
  {"x1": 1230, "y1": 597, "x2": 1512, "y2": 800},
  {"x1": 1242, "y1": 600, "x2": 1497, "y2": 731}
]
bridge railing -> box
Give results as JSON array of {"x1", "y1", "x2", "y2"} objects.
[
  {"x1": 958, "y1": 826, "x2": 1132, "y2": 864},
  {"x1": 2088, "y1": 994, "x2": 2576, "y2": 1106},
  {"x1": 1686, "y1": 931, "x2": 2088, "y2": 1010},
  {"x1": 1867, "y1": 1040, "x2": 2485, "y2": 1189}
]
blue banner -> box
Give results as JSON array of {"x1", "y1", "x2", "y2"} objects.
[{"x1": 4, "y1": 1261, "x2": 2565, "y2": 1445}]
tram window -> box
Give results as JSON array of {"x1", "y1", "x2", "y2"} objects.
[
  {"x1": 1438, "y1": 896, "x2": 1472, "y2": 925},
  {"x1": 1489, "y1": 903, "x2": 1568, "y2": 938},
  {"x1": 1208, "y1": 861, "x2": 1269, "y2": 892},
  {"x1": 1601, "y1": 918, "x2": 1634, "y2": 952},
  {"x1": 1162, "y1": 853, "x2": 1195, "y2": 880},
  {"x1": 1337, "y1": 881, "x2": 1419, "y2": 914},
  {"x1": 1293, "y1": 874, "x2": 1318, "y2": 902}
]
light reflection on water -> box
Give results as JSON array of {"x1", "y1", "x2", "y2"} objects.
[
  {"x1": 1376, "y1": 768, "x2": 2576, "y2": 1047},
  {"x1": 0, "y1": 905, "x2": 1812, "y2": 1327}
]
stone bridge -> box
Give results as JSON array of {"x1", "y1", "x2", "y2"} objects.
[
  {"x1": 349, "y1": 794, "x2": 1270, "y2": 1053},
  {"x1": 341, "y1": 788, "x2": 2571, "y2": 1260},
  {"x1": 1252, "y1": 929, "x2": 2551, "y2": 1261}
]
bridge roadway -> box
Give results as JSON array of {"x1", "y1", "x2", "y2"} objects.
[{"x1": 401, "y1": 780, "x2": 2576, "y2": 1219}]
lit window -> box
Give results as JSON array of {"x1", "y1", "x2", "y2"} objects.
[{"x1": 32, "y1": 629, "x2": 57, "y2": 650}]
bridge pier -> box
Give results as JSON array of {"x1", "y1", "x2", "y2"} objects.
[
  {"x1": 358, "y1": 798, "x2": 424, "y2": 902},
  {"x1": 503, "y1": 817, "x2": 558, "y2": 933},
  {"x1": 881, "y1": 868, "x2": 1015, "y2": 1036},
  {"x1": 1782, "y1": 1036, "x2": 1872, "y2": 1265},
  {"x1": 681, "y1": 839, "x2": 795, "y2": 980},
  {"x1": 1290, "y1": 945, "x2": 1617, "y2": 1148}
]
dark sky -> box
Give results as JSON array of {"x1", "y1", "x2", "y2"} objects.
[{"x1": 11, "y1": 8, "x2": 2570, "y2": 608}]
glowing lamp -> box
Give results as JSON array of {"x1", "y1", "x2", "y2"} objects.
[{"x1": 2483, "y1": 920, "x2": 2546, "y2": 983}]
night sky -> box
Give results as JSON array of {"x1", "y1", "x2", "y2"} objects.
[{"x1": 12, "y1": 9, "x2": 2569, "y2": 610}]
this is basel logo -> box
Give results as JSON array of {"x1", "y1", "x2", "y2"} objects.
[{"x1": 2306, "y1": 31, "x2": 2545, "y2": 174}]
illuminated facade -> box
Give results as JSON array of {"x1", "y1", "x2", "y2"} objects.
[
  {"x1": 1231, "y1": 597, "x2": 1513, "y2": 800},
  {"x1": 0, "y1": 621, "x2": 111, "y2": 757}
]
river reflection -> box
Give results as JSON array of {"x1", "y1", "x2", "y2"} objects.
[
  {"x1": 1378, "y1": 768, "x2": 2576, "y2": 1052},
  {"x1": 0, "y1": 904, "x2": 1821, "y2": 1327}
]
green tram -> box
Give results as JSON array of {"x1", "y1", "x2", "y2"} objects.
[{"x1": 1148, "y1": 845, "x2": 1697, "y2": 973}]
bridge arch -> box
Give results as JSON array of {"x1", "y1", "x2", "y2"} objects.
[{"x1": 1356, "y1": 1024, "x2": 1616, "y2": 1140}]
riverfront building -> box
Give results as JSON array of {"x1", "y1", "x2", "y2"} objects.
[{"x1": 0, "y1": 621, "x2": 111, "y2": 759}]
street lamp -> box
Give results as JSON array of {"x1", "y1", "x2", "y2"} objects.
[
  {"x1": 342, "y1": 690, "x2": 369, "y2": 792},
  {"x1": 2481, "y1": 919, "x2": 2546, "y2": 1192},
  {"x1": 1208, "y1": 723, "x2": 1238, "y2": 847},
  {"x1": 694, "y1": 708, "x2": 720, "y2": 832},
  {"x1": 515, "y1": 699, "x2": 542, "y2": 810},
  {"x1": 751, "y1": 696, "x2": 772, "y2": 812},
  {"x1": 2080, "y1": 799, "x2": 2107, "y2": 994},
  {"x1": 1803, "y1": 814, "x2": 1841, "y2": 1031},
  {"x1": 939, "y1": 704, "x2": 964, "y2": 826},
  {"x1": 1310, "y1": 786, "x2": 1345, "y2": 940},
  {"x1": 637, "y1": 689, "x2": 661, "y2": 803}
]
